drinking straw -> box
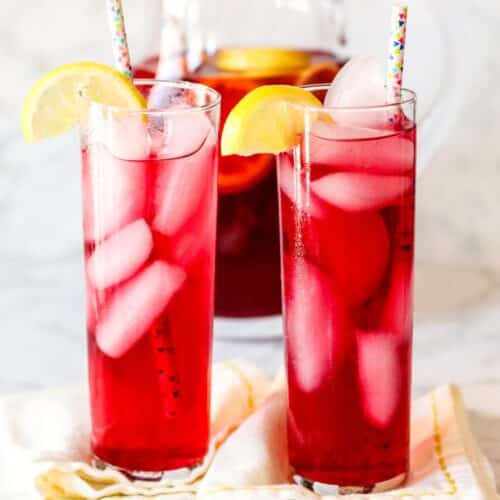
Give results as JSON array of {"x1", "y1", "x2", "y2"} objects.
[
  {"x1": 386, "y1": 5, "x2": 408, "y2": 103},
  {"x1": 105, "y1": 2, "x2": 181, "y2": 416},
  {"x1": 106, "y1": 0, "x2": 133, "y2": 79}
]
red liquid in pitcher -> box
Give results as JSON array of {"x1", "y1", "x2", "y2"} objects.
[
  {"x1": 135, "y1": 49, "x2": 341, "y2": 317},
  {"x1": 279, "y1": 123, "x2": 416, "y2": 486}
]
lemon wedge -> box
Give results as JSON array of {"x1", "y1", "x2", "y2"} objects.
[
  {"x1": 22, "y1": 62, "x2": 146, "y2": 143},
  {"x1": 221, "y1": 85, "x2": 324, "y2": 156},
  {"x1": 215, "y1": 47, "x2": 310, "y2": 74}
]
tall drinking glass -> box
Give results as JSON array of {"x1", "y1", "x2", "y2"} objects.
[
  {"x1": 79, "y1": 80, "x2": 220, "y2": 479},
  {"x1": 278, "y1": 86, "x2": 416, "y2": 493}
]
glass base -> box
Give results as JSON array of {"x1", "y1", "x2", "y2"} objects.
[
  {"x1": 92, "y1": 456, "x2": 202, "y2": 482},
  {"x1": 294, "y1": 472, "x2": 407, "y2": 495}
]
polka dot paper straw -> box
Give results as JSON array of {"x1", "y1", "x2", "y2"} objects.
[
  {"x1": 386, "y1": 5, "x2": 408, "y2": 103},
  {"x1": 106, "y1": 0, "x2": 133, "y2": 79}
]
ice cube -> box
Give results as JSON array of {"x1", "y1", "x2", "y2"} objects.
[
  {"x1": 357, "y1": 331, "x2": 400, "y2": 428},
  {"x1": 96, "y1": 261, "x2": 186, "y2": 358},
  {"x1": 87, "y1": 219, "x2": 153, "y2": 289},
  {"x1": 307, "y1": 120, "x2": 414, "y2": 174},
  {"x1": 82, "y1": 145, "x2": 147, "y2": 242},
  {"x1": 153, "y1": 127, "x2": 217, "y2": 237},
  {"x1": 325, "y1": 57, "x2": 386, "y2": 107},
  {"x1": 324, "y1": 56, "x2": 390, "y2": 128},
  {"x1": 312, "y1": 172, "x2": 412, "y2": 212},
  {"x1": 285, "y1": 258, "x2": 352, "y2": 392},
  {"x1": 158, "y1": 171, "x2": 217, "y2": 269},
  {"x1": 147, "y1": 84, "x2": 180, "y2": 110},
  {"x1": 311, "y1": 122, "x2": 391, "y2": 141},
  {"x1": 107, "y1": 115, "x2": 151, "y2": 160},
  {"x1": 153, "y1": 105, "x2": 212, "y2": 160},
  {"x1": 308, "y1": 210, "x2": 390, "y2": 305},
  {"x1": 151, "y1": 152, "x2": 217, "y2": 270}
]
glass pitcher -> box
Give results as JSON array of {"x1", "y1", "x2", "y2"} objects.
[{"x1": 135, "y1": 0, "x2": 348, "y2": 339}]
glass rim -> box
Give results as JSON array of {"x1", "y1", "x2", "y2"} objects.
[
  {"x1": 81, "y1": 79, "x2": 222, "y2": 116},
  {"x1": 298, "y1": 85, "x2": 417, "y2": 112}
]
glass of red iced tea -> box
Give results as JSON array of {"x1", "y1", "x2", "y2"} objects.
[
  {"x1": 79, "y1": 80, "x2": 220, "y2": 479},
  {"x1": 278, "y1": 86, "x2": 416, "y2": 493}
]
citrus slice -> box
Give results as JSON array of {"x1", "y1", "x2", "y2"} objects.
[
  {"x1": 22, "y1": 62, "x2": 146, "y2": 143},
  {"x1": 221, "y1": 85, "x2": 324, "y2": 156},
  {"x1": 197, "y1": 76, "x2": 276, "y2": 192},
  {"x1": 218, "y1": 154, "x2": 274, "y2": 194},
  {"x1": 297, "y1": 62, "x2": 340, "y2": 86},
  {"x1": 215, "y1": 48, "x2": 310, "y2": 74}
]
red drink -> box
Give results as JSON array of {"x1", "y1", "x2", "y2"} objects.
[
  {"x1": 80, "y1": 82, "x2": 220, "y2": 476},
  {"x1": 136, "y1": 49, "x2": 341, "y2": 318},
  {"x1": 278, "y1": 90, "x2": 416, "y2": 490}
]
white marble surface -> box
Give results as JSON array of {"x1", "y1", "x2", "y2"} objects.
[{"x1": 0, "y1": 0, "x2": 499, "y2": 493}]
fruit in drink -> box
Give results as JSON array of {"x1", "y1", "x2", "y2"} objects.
[
  {"x1": 221, "y1": 85, "x2": 323, "y2": 156},
  {"x1": 22, "y1": 62, "x2": 145, "y2": 143},
  {"x1": 214, "y1": 47, "x2": 311, "y2": 74}
]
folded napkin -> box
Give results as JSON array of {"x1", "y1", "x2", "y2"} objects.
[
  {"x1": 0, "y1": 360, "x2": 271, "y2": 500},
  {"x1": 0, "y1": 361, "x2": 497, "y2": 500}
]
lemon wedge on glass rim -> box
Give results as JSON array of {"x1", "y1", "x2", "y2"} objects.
[
  {"x1": 21, "y1": 61, "x2": 146, "y2": 143},
  {"x1": 221, "y1": 85, "x2": 325, "y2": 156}
]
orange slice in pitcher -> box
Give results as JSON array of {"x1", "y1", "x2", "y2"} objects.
[
  {"x1": 296, "y1": 62, "x2": 340, "y2": 86},
  {"x1": 198, "y1": 76, "x2": 276, "y2": 194},
  {"x1": 218, "y1": 154, "x2": 274, "y2": 194}
]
